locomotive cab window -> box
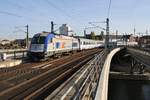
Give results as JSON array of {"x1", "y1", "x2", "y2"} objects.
[{"x1": 31, "y1": 36, "x2": 45, "y2": 44}]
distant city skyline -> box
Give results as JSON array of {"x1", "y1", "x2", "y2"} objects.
[{"x1": 0, "y1": 0, "x2": 150, "y2": 39}]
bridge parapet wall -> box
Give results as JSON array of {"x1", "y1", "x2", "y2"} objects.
[{"x1": 95, "y1": 48, "x2": 121, "y2": 100}]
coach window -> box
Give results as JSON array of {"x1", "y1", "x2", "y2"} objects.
[{"x1": 73, "y1": 43, "x2": 77, "y2": 47}]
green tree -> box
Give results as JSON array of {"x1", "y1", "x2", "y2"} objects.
[
  {"x1": 100, "y1": 31, "x2": 104, "y2": 40},
  {"x1": 91, "y1": 31, "x2": 95, "y2": 40}
]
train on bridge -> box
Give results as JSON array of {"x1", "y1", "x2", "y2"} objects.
[{"x1": 27, "y1": 32, "x2": 104, "y2": 60}]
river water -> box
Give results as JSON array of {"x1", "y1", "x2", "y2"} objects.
[{"x1": 108, "y1": 79, "x2": 150, "y2": 100}]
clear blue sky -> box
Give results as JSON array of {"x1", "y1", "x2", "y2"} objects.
[{"x1": 0, "y1": 0, "x2": 150, "y2": 39}]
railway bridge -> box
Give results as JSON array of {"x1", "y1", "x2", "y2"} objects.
[
  {"x1": 0, "y1": 47, "x2": 149, "y2": 99},
  {"x1": 46, "y1": 47, "x2": 150, "y2": 100},
  {"x1": 95, "y1": 47, "x2": 150, "y2": 100}
]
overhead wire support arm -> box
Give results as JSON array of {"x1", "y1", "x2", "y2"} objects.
[
  {"x1": 89, "y1": 21, "x2": 106, "y2": 24},
  {"x1": 13, "y1": 25, "x2": 29, "y2": 49},
  {"x1": 88, "y1": 22, "x2": 106, "y2": 30},
  {"x1": 107, "y1": 0, "x2": 112, "y2": 18},
  {"x1": 83, "y1": 26, "x2": 105, "y2": 36}
]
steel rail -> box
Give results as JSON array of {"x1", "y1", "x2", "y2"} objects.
[
  {"x1": 46, "y1": 50, "x2": 105, "y2": 100},
  {"x1": 0, "y1": 50, "x2": 100, "y2": 99}
]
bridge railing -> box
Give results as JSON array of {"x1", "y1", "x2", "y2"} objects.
[
  {"x1": 46, "y1": 50, "x2": 107, "y2": 100},
  {"x1": 0, "y1": 49, "x2": 27, "y2": 60},
  {"x1": 77, "y1": 51, "x2": 106, "y2": 100},
  {"x1": 95, "y1": 48, "x2": 121, "y2": 100}
]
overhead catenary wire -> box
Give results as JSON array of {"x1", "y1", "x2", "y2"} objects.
[
  {"x1": 5, "y1": 0, "x2": 48, "y2": 22},
  {"x1": 107, "y1": 0, "x2": 112, "y2": 18},
  {"x1": 5, "y1": 0, "x2": 24, "y2": 9},
  {"x1": 0, "y1": 11, "x2": 22, "y2": 18},
  {"x1": 88, "y1": 0, "x2": 112, "y2": 32},
  {"x1": 60, "y1": 0, "x2": 78, "y2": 16},
  {"x1": 89, "y1": 22, "x2": 106, "y2": 31},
  {"x1": 44, "y1": 0, "x2": 74, "y2": 20},
  {"x1": 44, "y1": 0, "x2": 81, "y2": 33}
]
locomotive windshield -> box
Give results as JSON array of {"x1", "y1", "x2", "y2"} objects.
[{"x1": 31, "y1": 36, "x2": 45, "y2": 44}]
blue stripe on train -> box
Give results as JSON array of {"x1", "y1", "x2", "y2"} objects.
[{"x1": 44, "y1": 33, "x2": 55, "y2": 52}]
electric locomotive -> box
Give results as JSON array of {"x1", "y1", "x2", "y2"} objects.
[{"x1": 27, "y1": 32, "x2": 79, "y2": 60}]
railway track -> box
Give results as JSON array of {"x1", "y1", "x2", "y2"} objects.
[
  {"x1": 0, "y1": 49, "x2": 96, "y2": 86},
  {"x1": 0, "y1": 49, "x2": 96, "y2": 82},
  {"x1": 0, "y1": 49, "x2": 102, "y2": 99}
]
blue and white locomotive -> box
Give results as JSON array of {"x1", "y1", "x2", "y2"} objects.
[{"x1": 28, "y1": 32, "x2": 104, "y2": 60}]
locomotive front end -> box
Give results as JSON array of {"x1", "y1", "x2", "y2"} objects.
[{"x1": 28, "y1": 34, "x2": 46, "y2": 60}]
